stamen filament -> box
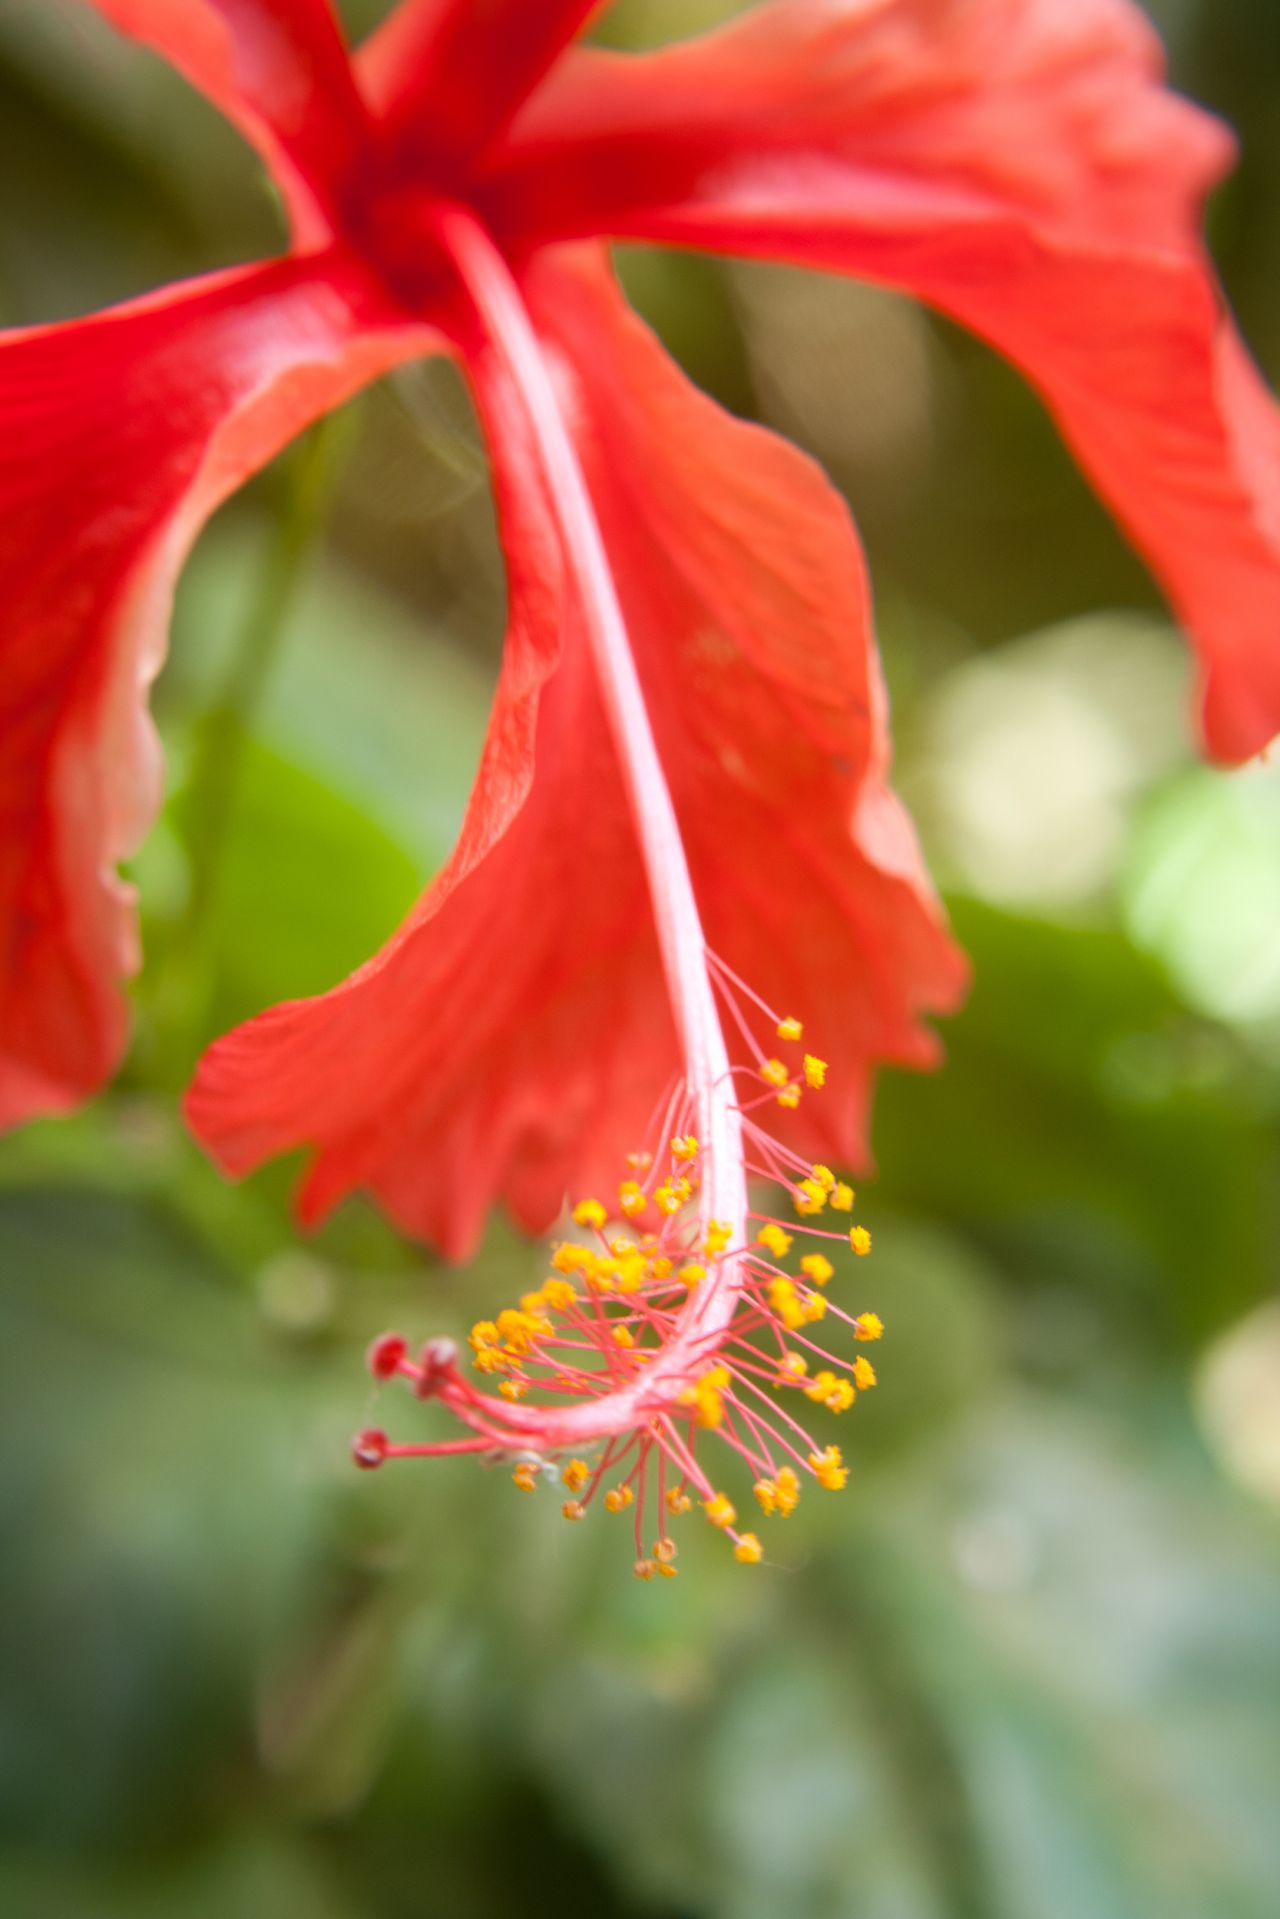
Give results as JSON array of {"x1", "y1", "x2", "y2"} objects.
[{"x1": 430, "y1": 205, "x2": 749, "y2": 1446}]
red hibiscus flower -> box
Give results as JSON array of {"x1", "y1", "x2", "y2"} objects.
[{"x1": 4, "y1": 2, "x2": 1279, "y2": 1550}]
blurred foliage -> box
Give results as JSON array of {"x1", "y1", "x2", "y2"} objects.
[{"x1": 1, "y1": 3, "x2": 1279, "y2": 1917}]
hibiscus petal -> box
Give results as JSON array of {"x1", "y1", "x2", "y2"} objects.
[
  {"x1": 79, "y1": 0, "x2": 369, "y2": 243},
  {"x1": 524, "y1": 246, "x2": 968, "y2": 1158},
  {"x1": 483, "y1": 0, "x2": 1280, "y2": 762},
  {"x1": 186, "y1": 245, "x2": 964, "y2": 1255},
  {"x1": 188, "y1": 319, "x2": 605, "y2": 1258},
  {"x1": 357, "y1": 0, "x2": 601, "y2": 176},
  {"x1": 0, "y1": 252, "x2": 434, "y2": 1130}
]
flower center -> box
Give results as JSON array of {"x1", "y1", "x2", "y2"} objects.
[{"x1": 359, "y1": 994, "x2": 885, "y2": 1575}]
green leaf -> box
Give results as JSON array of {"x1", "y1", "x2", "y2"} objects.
[
  {"x1": 165, "y1": 516, "x2": 491, "y2": 870},
  {"x1": 167, "y1": 736, "x2": 423, "y2": 1040},
  {"x1": 842, "y1": 1397, "x2": 1280, "y2": 1919},
  {"x1": 872, "y1": 900, "x2": 1280, "y2": 1346},
  {"x1": 1123, "y1": 763, "x2": 1280, "y2": 1030}
]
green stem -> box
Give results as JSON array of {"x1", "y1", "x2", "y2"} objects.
[
  {"x1": 150, "y1": 408, "x2": 353, "y2": 1079},
  {"x1": 181, "y1": 409, "x2": 350, "y2": 941}
]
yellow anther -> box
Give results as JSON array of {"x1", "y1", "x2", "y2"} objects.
[
  {"x1": 677, "y1": 1261, "x2": 706, "y2": 1288},
  {"x1": 679, "y1": 1372, "x2": 727, "y2": 1430},
  {"x1": 604, "y1": 1485, "x2": 634, "y2": 1513},
  {"x1": 852, "y1": 1356, "x2": 878, "y2": 1389},
  {"x1": 761, "y1": 1057, "x2": 789, "y2": 1088},
  {"x1": 734, "y1": 1532, "x2": 764, "y2": 1565},
  {"x1": 757, "y1": 1222, "x2": 793, "y2": 1259},
  {"x1": 472, "y1": 1347, "x2": 505, "y2": 1374},
  {"x1": 626, "y1": 1149, "x2": 653, "y2": 1171},
  {"x1": 705, "y1": 1219, "x2": 732, "y2": 1256},
  {"x1": 805, "y1": 1370, "x2": 854, "y2": 1412},
  {"x1": 803, "y1": 1055, "x2": 828, "y2": 1090},
  {"x1": 781, "y1": 1350, "x2": 808, "y2": 1379},
  {"x1": 612, "y1": 1325, "x2": 635, "y2": 1349},
  {"x1": 584, "y1": 1259, "x2": 616, "y2": 1294},
  {"x1": 802, "y1": 1291, "x2": 828, "y2": 1324},
  {"x1": 615, "y1": 1253, "x2": 648, "y2": 1293},
  {"x1": 498, "y1": 1379, "x2": 529, "y2": 1401},
  {"x1": 542, "y1": 1277, "x2": 577, "y2": 1312},
  {"x1": 776, "y1": 1083, "x2": 802, "y2": 1110},
  {"x1": 519, "y1": 1288, "x2": 547, "y2": 1313},
  {"x1": 512, "y1": 1462, "x2": 538, "y2": 1493},
  {"x1": 767, "y1": 1276, "x2": 806, "y2": 1332},
  {"x1": 562, "y1": 1458, "x2": 590, "y2": 1494},
  {"x1": 809, "y1": 1445, "x2": 848, "y2": 1490},
  {"x1": 497, "y1": 1308, "x2": 540, "y2": 1352},
  {"x1": 775, "y1": 1467, "x2": 801, "y2": 1517},
  {"x1": 777, "y1": 1016, "x2": 803, "y2": 1042},
  {"x1": 754, "y1": 1478, "x2": 778, "y2": 1516},
  {"x1": 633, "y1": 1558, "x2": 657, "y2": 1581},
  {"x1": 573, "y1": 1198, "x2": 607, "y2": 1230},
  {"x1": 812, "y1": 1164, "x2": 836, "y2": 1192},
  {"x1": 802, "y1": 1366, "x2": 852, "y2": 1412},
  {"x1": 552, "y1": 1242, "x2": 595, "y2": 1276},
  {"x1": 618, "y1": 1180, "x2": 647, "y2": 1218},
  {"x1": 800, "y1": 1253, "x2": 834, "y2": 1286},
  {"x1": 849, "y1": 1226, "x2": 872, "y2": 1257},
  {"x1": 654, "y1": 1182, "x2": 682, "y2": 1217},
  {"x1": 469, "y1": 1320, "x2": 499, "y2": 1351},
  {"x1": 666, "y1": 1488, "x2": 693, "y2": 1516},
  {"x1": 648, "y1": 1255, "x2": 674, "y2": 1281},
  {"x1": 794, "y1": 1178, "x2": 828, "y2": 1216},
  {"x1": 655, "y1": 1536, "x2": 678, "y2": 1564},
  {"x1": 704, "y1": 1492, "x2": 737, "y2": 1529},
  {"x1": 562, "y1": 1499, "x2": 586, "y2": 1521},
  {"x1": 657, "y1": 1561, "x2": 679, "y2": 1579},
  {"x1": 671, "y1": 1134, "x2": 700, "y2": 1162},
  {"x1": 854, "y1": 1311, "x2": 884, "y2": 1341},
  {"x1": 831, "y1": 1182, "x2": 855, "y2": 1212}
]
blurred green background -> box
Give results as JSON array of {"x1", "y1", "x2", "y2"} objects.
[{"x1": 3, "y1": 2, "x2": 1280, "y2": 1914}]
